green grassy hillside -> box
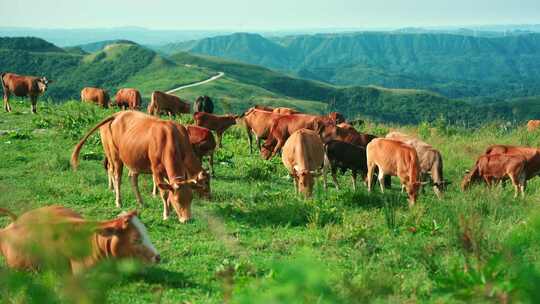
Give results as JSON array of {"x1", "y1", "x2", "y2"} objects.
[{"x1": 2, "y1": 102, "x2": 540, "y2": 303}]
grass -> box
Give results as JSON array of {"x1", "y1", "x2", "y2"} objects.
[{"x1": 2, "y1": 101, "x2": 540, "y2": 303}]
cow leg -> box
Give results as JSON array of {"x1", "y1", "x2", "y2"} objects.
[
  {"x1": 246, "y1": 128, "x2": 254, "y2": 154},
  {"x1": 293, "y1": 175, "x2": 299, "y2": 194},
  {"x1": 30, "y1": 96, "x2": 37, "y2": 114},
  {"x1": 159, "y1": 189, "x2": 171, "y2": 220},
  {"x1": 129, "y1": 172, "x2": 144, "y2": 206},
  {"x1": 331, "y1": 167, "x2": 340, "y2": 190},
  {"x1": 351, "y1": 171, "x2": 357, "y2": 191},
  {"x1": 113, "y1": 163, "x2": 123, "y2": 208},
  {"x1": 152, "y1": 176, "x2": 159, "y2": 196},
  {"x1": 209, "y1": 152, "x2": 215, "y2": 177},
  {"x1": 367, "y1": 163, "x2": 375, "y2": 192},
  {"x1": 257, "y1": 136, "x2": 262, "y2": 151},
  {"x1": 107, "y1": 160, "x2": 114, "y2": 191},
  {"x1": 3, "y1": 91, "x2": 11, "y2": 112},
  {"x1": 378, "y1": 168, "x2": 386, "y2": 193},
  {"x1": 216, "y1": 131, "x2": 224, "y2": 148}
]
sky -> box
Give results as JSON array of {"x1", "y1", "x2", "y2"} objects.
[{"x1": 1, "y1": 0, "x2": 539, "y2": 30}]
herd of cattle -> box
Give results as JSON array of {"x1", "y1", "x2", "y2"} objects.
[{"x1": 2, "y1": 71, "x2": 540, "y2": 273}]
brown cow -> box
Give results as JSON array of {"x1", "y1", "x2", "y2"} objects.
[
  {"x1": 273, "y1": 107, "x2": 299, "y2": 115},
  {"x1": 193, "y1": 112, "x2": 238, "y2": 148},
  {"x1": 366, "y1": 138, "x2": 421, "y2": 207},
  {"x1": 0, "y1": 205, "x2": 159, "y2": 273},
  {"x1": 527, "y1": 120, "x2": 540, "y2": 132},
  {"x1": 335, "y1": 123, "x2": 377, "y2": 148},
  {"x1": 386, "y1": 131, "x2": 446, "y2": 198},
  {"x1": 461, "y1": 154, "x2": 527, "y2": 197},
  {"x1": 115, "y1": 88, "x2": 141, "y2": 110},
  {"x1": 72, "y1": 111, "x2": 208, "y2": 222},
  {"x1": 282, "y1": 129, "x2": 328, "y2": 197},
  {"x1": 484, "y1": 145, "x2": 540, "y2": 179},
  {"x1": 254, "y1": 105, "x2": 274, "y2": 112},
  {"x1": 81, "y1": 87, "x2": 110, "y2": 108},
  {"x1": 261, "y1": 114, "x2": 337, "y2": 160},
  {"x1": 237, "y1": 108, "x2": 287, "y2": 153},
  {"x1": 147, "y1": 91, "x2": 190, "y2": 117},
  {"x1": 1, "y1": 72, "x2": 52, "y2": 113},
  {"x1": 187, "y1": 125, "x2": 216, "y2": 176},
  {"x1": 328, "y1": 112, "x2": 346, "y2": 124}
]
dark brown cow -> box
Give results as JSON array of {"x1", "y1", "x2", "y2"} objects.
[
  {"x1": 367, "y1": 138, "x2": 421, "y2": 207},
  {"x1": 461, "y1": 154, "x2": 527, "y2": 197},
  {"x1": 147, "y1": 91, "x2": 190, "y2": 117},
  {"x1": 81, "y1": 87, "x2": 110, "y2": 108},
  {"x1": 328, "y1": 112, "x2": 346, "y2": 124},
  {"x1": 1, "y1": 72, "x2": 52, "y2": 113},
  {"x1": 193, "y1": 95, "x2": 214, "y2": 113},
  {"x1": 261, "y1": 114, "x2": 337, "y2": 160},
  {"x1": 115, "y1": 88, "x2": 141, "y2": 110},
  {"x1": 325, "y1": 140, "x2": 367, "y2": 190},
  {"x1": 193, "y1": 112, "x2": 238, "y2": 148},
  {"x1": 72, "y1": 111, "x2": 208, "y2": 223},
  {"x1": 237, "y1": 108, "x2": 286, "y2": 153},
  {"x1": 187, "y1": 125, "x2": 216, "y2": 176},
  {"x1": 0, "y1": 206, "x2": 159, "y2": 273}
]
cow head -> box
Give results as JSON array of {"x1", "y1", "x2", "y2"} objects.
[
  {"x1": 193, "y1": 170, "x2": 211, "y2": 199},
  {"x1": 461, "y1": 169, "x2": 479, "y2": 192},
  {"x1": 293, "y1": 165, "x2": 319, "y2": 198},
  {"x1": 37, "y1": 77, "x2": 52, "y2": 94},
  {"x1": 157, "y1": 177, "x2": 203, "y2": 223},
  {"x1": 405, "y1": 181, "x2": 422, "y2": 207},
  {"x1": 97, "y1": 211, "x2": 160, "y2": 264}
]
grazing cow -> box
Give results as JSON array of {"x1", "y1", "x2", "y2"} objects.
[
  {"x1": 72, "y1": 111, "x2": 209, "y2": 222},
  {"x1": 0, "y1": 205, "x2": 159, "y2": 273},
  {"x1": 335, "y1": 123, "x2": 377, "y2": 147},
  {"x1": 386, "y1": 131, "x2": 446, "y2": 198},
  {"x1": 187, "y1": 125, "x2": 216, "y2": 176},
  {"x1": 115, "y1": 88, "x2": 141, "y2": 110},
  {"x1": 281, "y1": 129, "x2": 328, "y2": 197},
  {"x1": 254, "y1": 105, "x2": 274, "y2": 112},
  {"x1": 461, "y1": 154, "x2": 527, "y2": 197},
  {"x1": 273, "y1": 107, "x2": 299, "y2": 115},
  {"x1": 237, "y1": 108, "x2": 286, "y2": 153},
  {"x1": 484, "y1": 145, "x2": 540, "y2": 179},
  {"x1": 366, "y1": 138, "x2": 421, "y2": 207},
  {"x1": 527, "y1": 120, "x2": 540, "y2": 132},
  {"x1": 261, "y1": 114, "x2": 337, "y2": 160},
  {"x1": 193, "y1": 112, "x2": 238, "y2": 148},
  {"x1": 325, "y1": 140, "x2": 367, "y2": 190},
  {"x1": 81, "y1": 87, "x2": 110, "y2": 108},
  {"x1": 1, "y1": 72, "x2": 52, "y2": 113},
  {"x1": 193, "y1": 95, "x2": 214, "y2": 113},
  {"x1": 328, "y1": 112, "x2": 346, "y2": 124},
  {"x1": 147, "y1": 91, "x2": 190, "y2": 117}
]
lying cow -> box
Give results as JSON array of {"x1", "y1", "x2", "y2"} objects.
[
  {"x1": 325, "y1": 140, "x2": 367, "y2": 190},
  {"x1": 187, "y1": 125, "x2": 216, "y2": 176},
  {"x1": 1, "y1": 72, "x2": 52, "y2": 113},
  {"x1": 366, "y1": 138, "x2": 422, "y2": 207},
  {"x1": 193, "y1": 112, "x2": 238, "y2": 148},
  {"x1": 72, "y1": 111, "x2": 209, "y2": 222},
  {"x1": 0, "y1": 205, "x2": 159, "y2": 273},
  {"x1": 461, "y1": 153, "x2": 527, "y2": 197},
  {"x1": 81, "y1": 87, "x2": 110, "y2": 108},
  {"x1": 193, "y1": 95, "x2": 214, "y2": 113},
  {"x1": 147, "y1": 91, "x2": 190, "y2": 117},
  {"x1": 282, "y1": 129, "x2": 328, "y2": 197},
  {"x1": 386, "y1": 131, "x2": 446, "y2": 198},
  {"x1": 115, "y1": 88, "x2": 141, "y2": 110},
  {"x1": 237, "y1": 108, "x2": 286, "y2": 153}
]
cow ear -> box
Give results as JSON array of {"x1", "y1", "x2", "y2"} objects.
[{"x1": 97, "y1": 218, "x2": 128, "y2": 236}]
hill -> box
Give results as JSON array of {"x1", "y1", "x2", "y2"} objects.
[
  {"x1": 76, "y1": 39, "x2": 139, "y2": 53},
  {"x1": 163, "y1": 32, "x2": 540, "y2": 99}
]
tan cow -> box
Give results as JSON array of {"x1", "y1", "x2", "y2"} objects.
[
  {"x1": 386, "y1": 131, "x2": 446, "y2": 198},
  {"x1": 237, "y1": 108, "x2": 287, "y2": 153},
  {"x1": 193, "y1": 112, "x2": 238, "y2": 148},
  {"x1": 273, "y1": 107, "x2": 299, "y2": 115},
  {"x1": 281, "y1": 129, "x2": 328, "y2": 197},
  {"x1": 527, "y1": 120, "x2": 540, "y2": 132},
  {"x1": 366, "y1": 138, "x2": 422, "y2": 206},
  {"x1": 0, "y1": 205, "x2": 159, "y2": 273},
  {"x1": 147, "y1": 91, "x2": 190, "y2": 117},
  {"x1": 72, "y1": 111, "x2": 208, "y2": 223},
  {"x1": 81, "y1": 87, "x2": 110, "y2": 108},
  {"x1": 254, "y1": 105, "x2": 274, "y2": 112},
  {"x1": 1, "y1": 72, "x2": 52, "y2": 113},
  {"x1": 115, "y1": 88, "x2": 142, "y2": 110}
]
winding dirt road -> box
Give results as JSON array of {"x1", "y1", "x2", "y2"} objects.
[{"x1": 166, "y1": 72, "x2": 224, "y2": 94}]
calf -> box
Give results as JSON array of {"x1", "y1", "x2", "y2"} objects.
[
  {"x1": 367, "y1": 138, "x2": 421, "y2": 207},
  {"x1": 325, "y1": 140, "x2": 367, "y2": 191},
  {"x1": 81, "y1": 87, "x2": 110, "y2": 108},
  {"x1": 193, "y1": 112, "x2": 238, "y2": 148},
  {"x1": 0, "y1": 206, "x2": 159, "y2": 273},
  {"x1": 1, "y1": 72, "x2": 52, "y2": 113},
  {"x1": 461, "y1": 154, "x2": 527, "y2": 197},
  {"x1": 147, "y1": 91, "x2": 190, "y2": 117},
  {"x1": 193, "y1": 95, "x2": 214, "y2": 113},
  {"x1": 187, "y1": 125, "x2": 216, "y2": 176},
  {"x1": 237, "y1": 108, "x2": 286, "y2": 153},
  {"x1": 281, "y1": 129, "x2": 328, "y2": 197},
  {"x1": 115, "y1": 88, "x2": 141, "y2": 110}
]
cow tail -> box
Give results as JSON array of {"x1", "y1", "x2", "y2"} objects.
[
  {"x1": 0, "y1": 207, "x2": 17, "y2": 222},
  {"x1": 71, "y1": 115, "x2": 116, "y2": 169},
  {"x1": 0, "y1": 72, "x2": 6, "y2": 94}
]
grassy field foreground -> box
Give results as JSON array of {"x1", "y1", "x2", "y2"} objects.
[{"x1": 2, "y1": 101, "x2": 540, "y2": 303}]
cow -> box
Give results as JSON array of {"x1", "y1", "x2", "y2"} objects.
[
  {"x1": 281, "y1": 129, "x2": 328, "y2": 197},
  {"x1": 71, "y1": 111, "x2": 209, "y2": 223},
  {"x1": 461, "y1": 154, "x2": 527, "y2": 197},
  {"x1": 237, "y1": 108, "x2": 286, "y2": 153},
  {"x1": 273, "y1": 107, "x2": 299, "y2": 115},
  {"x1": 366, "y1": 138, "x2": 422, "y2": 207},
  {"x1": 386, "y1": 131, "x2": 446, "y2": 198},
  {"x1": 147, "y1": 91, "x2": 190, "y2": 117},
  {"x1": 261, "y1": 114, "x2": 337, "y2": 160},
  {"x1": 483, "y1": 145, "x2": 540, "y2": 179},
  {"x1": 193, "y1": 112, "x2": 238, "y2": 148},
  {"x1": 115, "y1": 88, "x2": 141, "y2": 110},
  {"x1": 527, "y1": 120, "x2": 540, "y2": 132},
  {"x1": 325, "y1": 140, "x2": 367, "y2": 190},
  {"x1": 1, "y1": 72, "x2": 52, "y2": 113},
  {"x1": 81, "y1": 87, "x2": 110, "y2": 108},
  {"x1": 193, "y1": 95, "x2": 214, "y2": 113},
  {"x1": 335, "y1": 123, "x2": 377, "y2": 148},
  {"x1": 0, "y1": 205, "x2": 159, "y2": 273},
  {"x1": 328, "y1": 112, "x2": 346, "y2": 124},
  {"x1": 186, "y1": 125, "x2": 216, "y2": 176},
  {"x1": 254, "y1": 105, "x2": 274, "y2": 112}
]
